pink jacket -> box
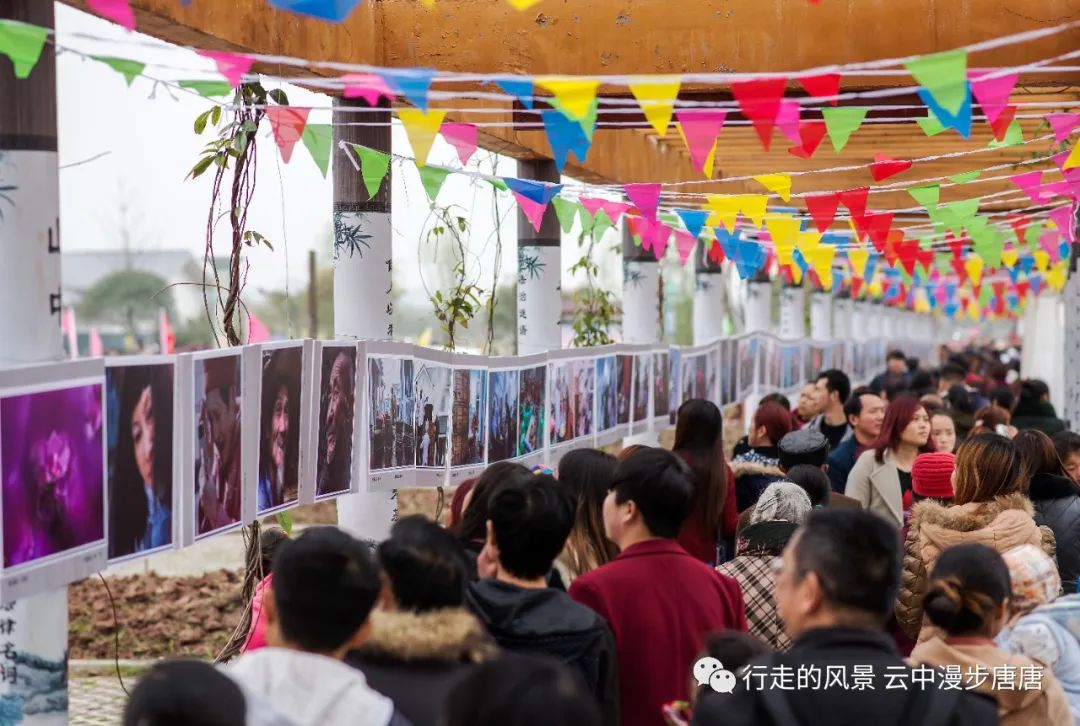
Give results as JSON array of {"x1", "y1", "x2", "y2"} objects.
[{"x1": 243, "y1": 575, "x2": 272, "y2": 653}]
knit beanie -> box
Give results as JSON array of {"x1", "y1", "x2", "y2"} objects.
[
  {"x1": 911, "y1": 452, "x2": 955, "y2": 499},
  {"x1": 750, "y1": 481, "x2": 812, "y2": 525},
  {"x1": 1002, "y1": 543, "x2": 1061, "y2": 615}
]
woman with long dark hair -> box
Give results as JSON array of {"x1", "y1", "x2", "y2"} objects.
[
  {"x1": 672, "y1": 399, "x2": 736, "y2": 565},
  {"x1": 555, "y1": 448, "x2": 619, "y2": 584},
  {"x1": 456, "y1": 461, "x2": 532, "y2": 578},
  {"x1": 108, "y1": 365, "x2": 173, "y2": 560},
  {"x1": 845, "y1": 395, "x2": 933, "y2": 529},
  {"x1": 1015, "y1": 429, "x2": 1080, "y2": 593}
]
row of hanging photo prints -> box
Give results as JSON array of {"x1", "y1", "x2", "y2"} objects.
[{"x1": 0, "y1": 333, "x2": 913, "y2": 602}]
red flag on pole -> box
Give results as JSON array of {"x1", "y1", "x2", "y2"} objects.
[{"x1": 159, "y1": 309, "x2": 175, "y2": 354}]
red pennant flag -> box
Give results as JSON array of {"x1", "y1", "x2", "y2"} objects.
[
  {"x1": 866, "y1": 212, "x2": 895, "y2": 253},
  {"x1": 946, "y1": 232, "x2": 967, "y2": 259},
  {"x1": 990, "y1": 105, "x2": 1017, "y2": 141},
  {"x1": 1016, "y1": 280, "x2": 1030, "y2": 299},
  {"x1": 788, "y1": 120, "x2": 828, "y2": 158},
  {"x1": 870, "y1": 153, "x2": 913, "y2": 182},
  {"x1": 916, "y1": 248, "x2": 935, "y2": 275},
  {"x1": 1009, "y1": 215, "x2": 1029, "y2": 245},
  {"x1": 798, "y1": 74, "x2": 841, "y2": 106},
  {"x1": 708, "y1": 236, "x2": 726, "y2": 264},
  {"x1": 804, "y1": 192, "x2": 841, "y2": 233},
  {"x1": 851, "y1": 276, "x2": 865, "y2": 298},
  {"x1": 266, "y1": 106, "x2": 311, "y2": 164},
  {"x1": 838, "y1": 187, "x2": 870, "y2": 221},
  {"x1": 731, "y1": 77, "x2": 787, "y2": 151},
  {"x1": 896, "y1": 239, "x2": 919, "y2": 276},
  {"x1": 951, "y1": 258, "x2": 968, "y2": 283}
]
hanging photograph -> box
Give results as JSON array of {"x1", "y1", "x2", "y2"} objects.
[
  {"x1": 413, "y1": 351, "x2": 452, "y2": 487},
  {"x1": 0, "y1": 360, "x2": 107, "y2": 600},
  {"x1": 548, "y1": 353, "x2": 597, "y2": 462},
  {"x1": 653, "y1": 349, "x2": 671, "y2": 426},
  {"x1": 736, "y1": 335, "x2": 759, "y2": 401},
  {"x1": 705, "y1": 346, "x2": 720, "y2": 405},
  {"x1": 367, "y1": 350, "x2": 416, "y2": 489},
  {"x1": 191, "y1": 350, "x2": 247, "y2": 541},
  {"x1": 312, "y1": 342, "x2": 359, "y2": 501},
  {"x1": 719, "y1": 340, "x2": 736, "y2": 406},
  {"x1": 596, "y1": 356, "x2": 618, "y2": 435},
  {"x1": 487, "y1": 369, "x2": 519, "y2": 463},
  {"x1": 631, "y1": 353, "x2": 652, "y2": 425},
  {"x1": 255, "y1": 342, "x2": 308, "y2": 516},
  {"x1": 616, "y1": 354, "x2": 632, "y2": 426},
  {"x1": 808, "y1": 344, "x2": 825, "y2": 379},
  {"x1": 764, "y1": 337, "x2": 782, "y2": 391},
  {"x1": 105, "y1": 358, "x2": 176, "y2": 564},
  {"x1": 449, "y1": 357, "x2": 487, "y2": 483},
  {"x1": 780, "y1": 343, "x2": 804, "y2": 393},
  {"x1": 517, "y1": 365, "x2": 546, "y2": 460}
]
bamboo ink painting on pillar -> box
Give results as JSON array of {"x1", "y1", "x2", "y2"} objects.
[
  {"x1": 313, "y1": 343, "x2": 358, "y2": 501},
  {"x1": 0, "y1": 360, "x2": 107, "y2": 600},
  {"x1": 413, "y1": 353, "x2": 452, "y2": 487},
  {"x1": 255, "y1": 342, "x2": 308, "y2": 516},
  {"x1": 367, "y1": 355, "x2": 416, "y2": 488},
  {"x1": 517, "y1": 366, "x2": 546, "y2": 461},
  {"x1": 449, "y1": 365, "x2": 487, "y2": 481},
  {"x1": 487, "y1": 370, "x2": 519, "y2": 463},
  {"x1": 192, "y1": 351, "x2": 246, "y2": 540},
  {"x1": 105, "y1": 358, "x2": 177, "y2": 564}
]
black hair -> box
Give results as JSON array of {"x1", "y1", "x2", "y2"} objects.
[
  {"x1": 377, "y1": 515, "x2": 469, "y2": 611},
  {"x1": 610, "y1": 447, "x2": 694, "y2": 539},
  {"x1": 271, "y1": 526, "x2": 381, "y2": 652},
  {"x1": 909, "y1": 370, "x2": 934, "y2": 396},
  {"x1": 785, "y1": 465, "x2": 830, "y2": 507},
  {"x1": 1053, "y1": 431, "x2": 1080, "y2": 458},
  {"x1": 791, "y1": 509, "x2": 901, "y2": 622},
  {"x1": 759, "y1": 392, "x2": 792, "y2": 411},
  {"x1": 259, "y1": 348, "x2": 303, "y2": 506},
  {"x1": 843, "y1": 386, "x2": 877, "y2": 420},
  {"x1": 488, "y1": 473, "x2": 575, "y2": 580},
  {"x1": 945, "y1": 384, "x2": 976, "y2": 415},
  {"x1": 701, "y1": 631, "x2": 771, "y2": 675},
  {"x1": 940, "y1": 362, "x2": 968, "y2": 383},
  {"x1": 443, "y1": 653, "x2": 602, "y2": 726},
  {"x1": 558, "y1": 448, "x2": 620, "y2": 568},
  {"x1": 259, "y1": 527, "x2": 289, "y2": 578},
  {"x1": 816, "y1": 369, "x2": 851, "y2": 406},
  {"x1": 123, "y1": 659, "x2": 246, "y2": 726},
  {"x1": 457, "y1": 461, "x2": 532, "y2": 544},
  {"x1": 989, "y1": 386, "x2": 1015, "y2": 411},
  {"x1": 886, "y1": 350, "x2": 907, "y2": 362},
  {"x1": 1019, "y1": 379, "x2": 1051, "y2": 403},
  {"x1": 923, "y1": 543, "x2": 1010, "y2": 637}
]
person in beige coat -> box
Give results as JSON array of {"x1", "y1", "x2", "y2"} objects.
[
  {"x1": 910, "y1": 542, "x2": 1071, "y2": 726},
  {"x1": 845, "y1": 395, "x2": 934, "y2": 528},
  {"x1": 897, "y1": 433, "x2": 1056, "y2": 642}
]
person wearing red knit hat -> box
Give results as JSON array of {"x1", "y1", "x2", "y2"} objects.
[{"x1": 911, "y1": 452, "x2": 955, "y2": 505}]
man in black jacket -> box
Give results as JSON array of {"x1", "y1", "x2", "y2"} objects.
[
  {"x1": 466, "y1": 469, "x2": 618, "y2": 726},
  {"x1": 693, "y1": 510, "x2": 997, "y2": 726}
]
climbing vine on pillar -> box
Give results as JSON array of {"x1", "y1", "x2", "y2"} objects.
[
  {"x1": 422, "y1": 205, "x2": 488, "y2": 352},
  {"x1": 569, "y1": 226, "x2": 616, "y2": 347}
]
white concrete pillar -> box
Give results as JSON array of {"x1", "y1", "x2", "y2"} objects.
[
  {"x1": 516, "y1": 159, "x2": 562, "y2": 355},
  {"x1": 622, "y1": 223, "x2": 662, "y2": 344},
  {"x1": 745, "y1": 281, "x2": 772, "y2": 333},
  {"x1": 834, "y1": 296, "x2": 854, "y2": 340},
  {"x1": 693, "y1": 242, "x2": 725, "y2": 344},
  {"x1": 810, "y1": 291, "x2": 833, "y2": 341},
  {"x1": 1022, "y1": 291, "x2": 1066, "y2": 417},
  {"x1": 778, "y1": 285, "x2": 806, "y2": 339}
]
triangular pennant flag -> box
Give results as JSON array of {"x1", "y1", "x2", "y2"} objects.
[
  {"x1": 804, "y1": 193, "x2": 841, "y2": 233},
  {"x1": 847, "y1": 247, "x2": 871, "y2": 278},
  {"x1": 440, "y1": 123, "x2": 478, "y2": 166},
  {"x1": 706, "y1": 230, "x2": 726, "y2": 264},
  {"x1": 1010, "y1": 171, "x2": 1044, "y2": 203},
  {"x1": 1047, "y1": 263, "x2": 1068, "y2": 292},
  {"x1": 1025, "y1": 221, "x2": 1045, "y2": 250},
  {"x1": 268, "y1": 0, "x2": 363, "y2": 21},
  {"x1": 87, "y1": 0, "x2": 135, "y2": 30},
  {"x1": 198, "y1": 50, "x2": 255, "y2": 89},
  {"x1": 1048, "y1": 113, "x2": 1080, "y2": 144},
  {"x1": 865, "y1": 212, "x2": 895, "y2": 253},
  {"x1": 949, "y1": 170, "x2": 981, "y2": 184},
  {"x1": 989, "y1": 104, "x2": 1017, "y2": 141},
  {"x1": 301, "y1": 124, "x2": 332, "y2": 177},
  {"x1": 731, "y1": 77, "x2": 787, "y2": 150},
  {"x1": 838, "y1": 187, "x2": 870, "y2": 221},
  {"x1": 907, "y1": 49, "x2": 968, "y2": 115},
  {"x1": 578, "y1": 99, "x2": 599, "y2": 141},
  {"x1": 916, "y1": 112, "x2": 949, "y2": 137},
  {"x1": 625, "y1": 183, "x2": 663, "y2": 221},
  {"x1": 987, "y1": 120, "x2": 1023, "y2": 148},
  {"x1": 341, "y1": 73, "x2": 395, "y2": 105},
  {"x1": 380, "y1": 68, "x2": 436, "y2": 112},
  {"x1": 178, "y1": 80, "x2": 233, "y2": 97},
  {"x1": 591, "y1": 209, "x2": 614, "y2": 241},
  {"x1": 705, "y1": 195, "x2": 741, "y2": 233},
  {"x1": 908, "y1": 184, "x2": 940, "y2": 212},
  {"x1": 92, "y1": 56, "x2": 145, "y2": 86},
  {"x1": 1049, "y1": 205, "x2": 1077, "y2": 242},
  {"x1": 1065, "y1": 141, "x2": 1080, "y2": 172},
  {"x1": 968, "y1": 70, "x2": 1017, "y2": 125},
  {"x1": 754, "y1": 174, "x2": 792, "y2": 202},
  {"x1": 537, "y1": 78, "x2": 599, "y2": 121},
  {"x1": 266, "y1": 106, "x2": 311, "y2": 164},
  {"x1": 629, "y1": 76, "x2": 681, "y2": 136},
  {"x1": 495, "y1": 78, "x2": 535, "y2": 109},
  {"x1": 551, "y1": 197, "x2": 580, "y2": 234},
  {"x1": 650, "y1": 222, "x2": 673, "y2": 261},
  {"x1": 351, "y1": 144, "x2": 391, "y2": 199},
  {"x1": 765, "y1": 216, "x2": 800, "y2": 267},
  {"x1": 0, "y1": 19, "x2": 48, "y2": 79},
  {"x1": 418, "y1": 165, "x2": 452, "y2": 203},
  {"x1": 1034, "y1": 249, "x2": 1051, "y2": 273},
  {"x1": 788, "y1": 120, "x2": 828, "y2": 159},
  {"x1": 918, "y1": 82, "x2": 972, "y2": 138},
  {"x1": 397, "y1": 108, "x2": 447, "y2": 166},
  {"x1": 504, "y1": 178, "x2": 563, "y2": 206},
  {"x1": 739, "y1": 195, "x2": 770, "y2": 230},
  {"x1": 516, "y1": 195, "x2": 549, "y2": 233},
  {"x1": 870, "y1": 153, "x2": 912, "y2": 182},
  {"x1": 822, "y1": 107, "x2": 867, "y2": 152},
  {"x1": 541, "y1": 109, "x2": 592, "y2": 171},
  {"x1": 675, "y1": 209, "x2": 709, "y2": 240},
  {"x1": 963, "y1": 256, "x2": 985, "y2": 287},
  {"x1": 674, "y1": 110, "x2": 727, "y2": 175},
  {"x1": 798, "y1": 73, "x2": 841, "y2": 106},
  {"x1": 808, "y1": 244, "x2": 836, "y2": 290},
  {"x1": 674, "y1": 230, "x2": 697, "y2": 265},
  {"x1": 1002, "y1": 246, "x2": 1019, "y2": 269}
]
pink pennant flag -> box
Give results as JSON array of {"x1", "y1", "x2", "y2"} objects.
[
  {"x1": 674, "y1": 110, "x2": 727, "y2": 174},
  {"x1": 1049, "y1": 204, "x2": 1077, "y2": 243},
  {"x1": 1048, "y1": 113, "x2": 1080, "y2": 144},
  {"x1": 968, "y1": 70, "x2": 1017, "y2": 125},
  {"x1": 440, "y1": 123, "x2": 478, "y2": 165},
  {"x1": 625, "y1": 183, "x2": 662, "y2": 221},
  {"x1": 266, "y1": 106, "x2": 311, "y2": 164},
  {"x1": 1009, "y1": 171, "x2": 1044, "y2": 203},
  {"x1": 579, "y1": 197, "x2": 606, "y2": 219},
  {"x1": 1040, "y1": 230, "x2": 1061, "y2": 260},
  {"x1": 515, "y1": 194, "x2": 549, "y2": 232},
  {"x1": 775, "y1": 100, "x2": 802, "y2": 144},
  {"x1": 341, "y1": 74, "x2": 395, "y2": 105},
  {"x1": 1040, "y1": 180, "x2": 1070, "y2": 200},
  {"x1": 595, "y1": 200, "x2": 630, "y2": 225},
  {"x1": 199, "y1": 50, "x2": 255, "y2": 89},
  {"x1": 627, "y1": 216, "x2": 651, "y2": 249},
  {"x1": 650, "y1": 222, "x2": 672, "y2": 261},
  {"x1": 89, "y1": 328, "x2": 104, "y2": 358},
  {"x1": 248, "y1": 311, "x2": 271, "y2": 344},
  {"x1": 674, "y1": 230, "x2": 697, "y2": 265},
  {"x1": 87, "y1": 0, "x2": 135, "y2": 30},
  {"x1": 1052, "y1": 149, "x2": 1073, "y2": 171}
]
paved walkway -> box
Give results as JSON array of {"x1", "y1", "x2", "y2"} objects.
[{"x1": 70, "y1": 674, "x2": 132, "y2": 725}]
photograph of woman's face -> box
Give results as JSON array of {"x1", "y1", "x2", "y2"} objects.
[{"x1": 132, "y1": 386, "x2": 156, "y2": 487}]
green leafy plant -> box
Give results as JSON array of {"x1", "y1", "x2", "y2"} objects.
[
  {"x1": 422, "y1": 205, "x2": 488, "y2": 351},
  {"x1": 569, "y1": 226, "x2": 616, "y2": 347}
]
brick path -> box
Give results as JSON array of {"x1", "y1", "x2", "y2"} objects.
[{"x1": 70, "y1": 675, "x2": 130, "y2": 726}]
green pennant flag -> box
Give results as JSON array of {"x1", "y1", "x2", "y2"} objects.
[
  {"x1": 577, "y1": 204, "x2": 595, "y2": 235},
  {"x1": 179, "y1": 80, "x2": 234, "y2": 98},
  {"x1": 822, "y1": 107, "x2": 868, "y2": 152},
  {"x1": 301, "y1": 124, "x2": 332, "y2": 178},
  {"x1": 916, "y1": 113, "x2": 948, "y2": 137},
  {"x1": 971, "y1": 221, "x2": 1004, "y2": 268},
  {"x1": 551, "y1": 196, "x2": 579, "y2": 234},
  {"x1": 92, "y1": 56, "x2": 145, "y2": 86},
  {"x1": 978, "y1": 283, "x2": 994, "y2": 307},
  {"x1": 580, "y1": 99, "x2": 599, "y2": 142},
  {"x1": 988, "y1": 120, "x2": 1023, "y2": 149},
  {"x1": 1024, "y1": 221, "x2": 1044, "y2": 249},
  {"x1": 939, "y1": 197, "x2": 980, "y2": 234},
  {"x1": 418, "y1": 165, "x2": 451, "y2": 203},
  {"x1": 949, "y1": 170, "x2": 981, "y2": 184},
  {"x1": 351, "y1": 144, "x2": 391, "y2": 200},
  {"x1": 488, "y1": 178, "x2": 509, "y2": 193},
  {"x1": 905, "y1": 49, "x2": 968, "y2": 116},
  {"x1": 0, "y1": 19, "x2": 48, "y2": 79},
  {"x1": 908, "y1": 184, "x2": 940, "y2": 212},
  {"x1": 592, "y1": 209, "x2": 614, "y2": 240}
]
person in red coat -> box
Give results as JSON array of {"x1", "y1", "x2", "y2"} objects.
[{"x1": 569, "y1": 447, "x2": 747, "y2": 726}]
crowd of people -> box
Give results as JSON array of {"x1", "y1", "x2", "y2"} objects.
[{"x1": 123, "y1": 346, "x2": 1080, "y2": 726}]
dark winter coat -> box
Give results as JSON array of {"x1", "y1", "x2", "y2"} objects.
[
  {"x1": 1011, "y1": 399, "x2": 1067, "y2": 437},
  {"x1": 731, "y1": 458, "x2": 787, "y2": 513},
  {"x1": 1030, "y1": 472, "x2": 1080, "y2": 594},
  {"x1": 345, "y1": 608, "x2": 497, "y2": 726},
  {"x1": 466, "y1": 579, "x2": 618, "y2": 726}
]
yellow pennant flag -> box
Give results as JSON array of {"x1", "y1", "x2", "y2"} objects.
[
  {"x1": 506, "y1": 0, "x2": 543, "y2": 9},
  {"x1": 968, "y1": 298, "x2": 980, "y2": 320},
  {"x1": 868, "y1": 275, "x2": 884, "y2": 299},
  {"x1": 398, "y1": 108, "x2": 446, "y2": 166},
  {"x1": 753, "y1": 173, "x2": 792, "y2": 202},
  {"x1": 738, "y1": 195, "x2": 769, "y2": 229},
  {"x1": 629, "y1": 76, "x2": 681, "y2": 136},
  {"x1": 914, "y1": 289, "x2": 931, "y2": 314},
  {"x1": 1034, "y1": 249, "x2": 1050, "y2": 272},
  {"x1": 790, "y1": 263, "x2": 804, "y2": 285},
  {"x1": 847, "y1": 246, "x2": 870, "y2": 278},
  {"x1": 1047, "y1": 262, "x2": 1068, "y2": 291},
  {"x1": 808, "y1": 244, "x2": 836, "y2": 290},
  {"x1": 765, "y1": 216, "x2": 800, "y2": 267},
  {"x1": 797, "y1": 230, "x2": 823, "y2": 258},
  {"x1": 705, "y1": 195, "x2": 741, "y2": 233},
  {"x1": 1001, "y1": 247, "x2": 1019, "y2": 269},
  {"x1": 537, "y1": 78, "x2": 599, "y2": 121},
  {"x1": 964, "y1": 256, "x2": 984, "y2": 287},
  {"x1": 1064, "y1": 140, "x2": 1080, "y2": 170},
  {"x1": 420, "y1": 0, "x2": 436, "y2": 6}
]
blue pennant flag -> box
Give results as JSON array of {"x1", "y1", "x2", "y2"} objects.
[
  {"x1": 495, "y1": 78, "x2": 535, "y2": 110},
  {"x1": 1007, "y1": 265, "x2": 1021, "y2": 284},
  {"x1": 541, "y1": 110, "x2": 592, "y2": 172},
  {"x1": 715, "y1": 227, "x2": 741, "y2": 261},
  {"x1": 732, "y1": 238, "x2": 766, "y2": 280},
  {"x1": 917, "y1": 81, "x2": 972, "y2": 139},
  {"x1": 1018, "y1": 254, "x2": 1035, "y2": 275},
  {"x1": 675, "y1": 209, "x2": 710, "y2": 240},
  {"x1": 503, "y1": 177, "x2": 563, "y2": 205},
  {"x1": 1031, "y1": 273, "x2": 1045, "y2": 296},
  {"x1": 944, "y1": 280, "x2": 958, "y2": 300},
  {"x1": 268, "y1": 0, "x2": 362, "y2": 21},
  {"x1": 943, "y1": 301, "x2": 959, "y2": 317},
  {"x1": 379, "y1": 68, "x2": 436, "y2": 112}
]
